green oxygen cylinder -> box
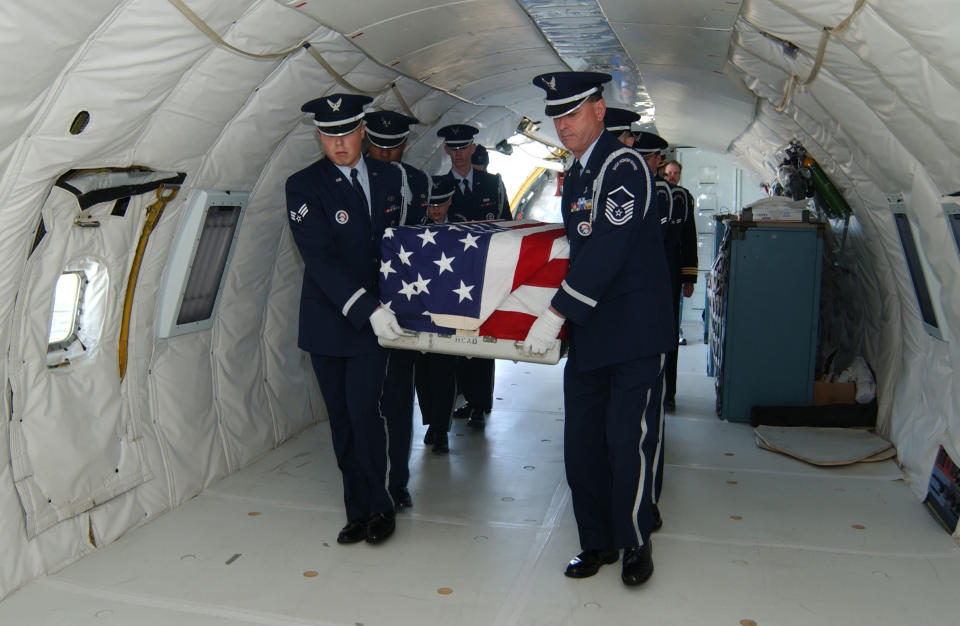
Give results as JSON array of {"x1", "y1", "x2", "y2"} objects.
[{"x1": 803, "y1": 156, "x2": 852, "y2": 218}]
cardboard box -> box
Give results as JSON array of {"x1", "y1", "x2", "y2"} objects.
[{"x1": 813, "y1": 381, "x2": 857, "y2": 405}]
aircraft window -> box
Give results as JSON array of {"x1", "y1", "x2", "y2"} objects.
[
  {"x1": 893, "y1": 212, "x2": 941, "y2": 339},
  {"x1": 48, "y1": 271, "x2": 83, "y2": 346},
  {"x1": 157, "y1": 190, "x2": 248, "y2": 338},
  {"x1": 46, "y1": 259, "x2": 109, "y2": 367},
  {"x1": 176, "y1": 205, "x2": 242, "y2": 324}
]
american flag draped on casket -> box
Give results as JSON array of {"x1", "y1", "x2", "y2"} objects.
[{"x1": 378, "y1": 220, "x2": 568, "y2": 351}]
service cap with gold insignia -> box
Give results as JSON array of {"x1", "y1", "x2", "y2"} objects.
[
  {"x1": 365, "y1": 110, "x2": 419, "y2": 148},
  {"x1": 437, "y1": 124, "x2": 479, "y2": 150},
  {"x1": 532, "y1": 71, "x2": 611, "y2": 118},
  {"x1": 302, "y1": 93, "x2": 372, "y2": 136}
]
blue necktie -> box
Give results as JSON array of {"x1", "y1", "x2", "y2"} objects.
[
  {"x1": 351, "y1": 168, "x2": 368, "y2": 214},
  {"x1": 568, "y1": 160, "x2": 582, "y2": 186}
]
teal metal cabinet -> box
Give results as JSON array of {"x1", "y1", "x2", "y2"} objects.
[{"x1": 716, "y1": 222, "x2": 823, "y2": 422}]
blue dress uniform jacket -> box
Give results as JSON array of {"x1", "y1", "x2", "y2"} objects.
[
  {"x1": 678, "y1": 185, "x2": 699, "y2": 285},
  {"x1": 666, "y1": 183, "x2": 687, "y2": 283},
  {"x1": 381, "y1": 159, "x2": 429, "y2": 499},
  {"x1": 448, "y1": 169, "x2": 507, "y2": 415},
  {"x1": 449, "y1": 170, "x2": 509, "y2": 222},
  {"x1": 663, "y1": 182, "x2": 699, "y2": 409},
  {"x1": 550, "y1": 131, "x2": 675, "y2": 371},
  {"x1": 286, "y1": 154, "x2": 404, "y2": 522},
  {"x1": 285, "y1": 156, "x2": 405, "y2": 356},
  {"x1": 395, "y1": 161, "x2": 430, "y2": 226},
  {"x1": 653, "y1": 176, "x2": 673, "y2": 241},
  {"x1": 551, "y1": 129, "x2": 672, "y2": 551}
]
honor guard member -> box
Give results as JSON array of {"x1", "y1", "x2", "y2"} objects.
[
  {"x1": 438, "y1": 124, "x2": 510, "y2": 223},
  {"x1": 285, "y1": 94, "x2": 408, "y2": 546},
  {"x1": 602, "y1": 106, "x2": 638, "y2": 147},
  {"x1": 364, "y1": 109, "x2": 430, "y2": 510},
  {"x1": 471, "y1": 143, "x2": 490, "y2": 172},
  {"x1": 437, "y1": 123, "x2": 508, "y2": 429},
  {"x1": 638, "y1": 140, "x2": 698, "y2": 415},
  {"x1": 634, "y1": 130, "x2": 684, "y2": 531},
  {"x1": 664, "y1": 160, "x2": 699, "y2": 335},
  {"x1": 605, "y1": 108, "x2": 672, "y2": 241},
  {"x1": 524, "y1": 72, "x2": 674, "y2": 586},
  {"x1": 415, "y1": 175, "x2": 461, "y2": 454}
]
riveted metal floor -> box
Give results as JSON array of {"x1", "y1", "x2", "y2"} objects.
[{"x1": 2, "y1": 341, "x2": 957, "y2": 625}]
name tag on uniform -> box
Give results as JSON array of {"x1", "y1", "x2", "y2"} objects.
[{"x1": 571, "y1": 197, "x2": 592, "y2": 213}]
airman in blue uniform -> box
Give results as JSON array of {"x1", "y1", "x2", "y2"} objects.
[
  {"x1": 364, "y1": 110, "x2": 429, "y2": 511},
  {"x1": 524, "y1": 72, "x2": 674, "y2": 586},
  {"x1": 605, "y1": 108, "x2": 673, "y2": 241},
  {"x1": 635, "y1": 130, "x2": 687, "y2": 530},
  {"x1": 414, "y1": 175, "x2": 462, "y2": 454},
  {"x1": 436, "y1": 124, "x2": 509, "y2": 429},
  {"x1": 664, "y1": 159, "x2": 700, "y2": 326},
  {"x1": 285, "y1": 94, "x2": 408, "y2": 546}
]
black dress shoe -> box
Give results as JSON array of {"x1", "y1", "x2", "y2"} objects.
[
  {"x1": 431, "y1": 431, "x2": 449, "y2": 453},
  {"x1": 394, "y1": 487, "x2": 413, "y2": 511},
  {"x1": 663, "y1": 398, "x2": 676, "y2": 412},
  {"x1": 365, "y1": 512, "x2": 396, "y2": 544},
  {"x1": 336, "y1": 520, "x2": 366, "y2": 544},
  {"x1": 621, "y1": 544, "x2": 654, "y2": 586},
  {"x1": 652, "y1": 505, "x2": 663, "y2": 532},
  {"x1": 466, "y1": 406, "x2": 486, "y2": 429},
  {"x1": 563, "y1": 549, "x2": 619, "y2": 578},
  {"x1": 453, "y1": 404, "x2": 472, "y2": 419},
  {"x1": 423, "y1": 426, "x2": 435, "y2": 445}
]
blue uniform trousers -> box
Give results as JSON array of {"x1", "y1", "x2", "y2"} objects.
[
  {"x1": 381, "y1": 349, "x2": 417, "y2": 496},
  {"x1": 563, "y1": 352, "x2": 665, "y2": 549},
  {"x1": 310, "y1": 351, "x2": 393, "y2": 521},
  {"x1": 657, "y1": 262, "x2": 681, "y2": 504},
  {"x1": 456, "y1": 356, "x2": 495, "y2": 412},
  {"x1": 415, "y1": 352, "x2": 458, "y2": 431},
  {"x1": 664, "y1": 257, "x2": 682, "y2": 402}
]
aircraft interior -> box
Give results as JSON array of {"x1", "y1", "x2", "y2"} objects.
[{"x1": 0, "y1": 0, "x2": 958, "y2": 623}]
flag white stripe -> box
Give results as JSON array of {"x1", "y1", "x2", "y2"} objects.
[{"x1": 476, "y1": 222, "x2": 570, "y2": 323}]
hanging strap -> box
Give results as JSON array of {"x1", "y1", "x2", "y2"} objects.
[
  {"x1": 167, "y1": 0, "x2": 425, "y2": 119},
  {"x1": 775, "y1": 0, "x2": 868, "y2": 112},
  {"x1": 119, "y1": 185, "x2": 180, "y2": 380},
  {"x1": 167, "y1": 0, "x2": 304, "y2": 59}
]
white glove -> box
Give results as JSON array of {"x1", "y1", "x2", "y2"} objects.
[
  {"x1": 369, "y1": 307, "x2": 408, "y2": 340},
  {"x1": 522, "y1": 309, "x2": 565, "y2": 354}
]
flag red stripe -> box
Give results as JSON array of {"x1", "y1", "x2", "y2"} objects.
[
  {"x1": 480, "y1": 310, "x2": 568, "y2": 341},
  {"x1": 511, "y1": 229, "x2": 567, "y2": 291},
  {"x1": 479, "y1": 310, "x2": 536, "y2": 340},
  {"x1": 522, "y1": 258, "x2": 569, "y2": 288}
]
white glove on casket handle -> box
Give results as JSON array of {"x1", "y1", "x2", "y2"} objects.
[
  {"x1": 369, "y1": 307, "x2": 409, "y2": 341},
  {"x1": 522, "y1": 309, "x2": 564, "y2": 354}
]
